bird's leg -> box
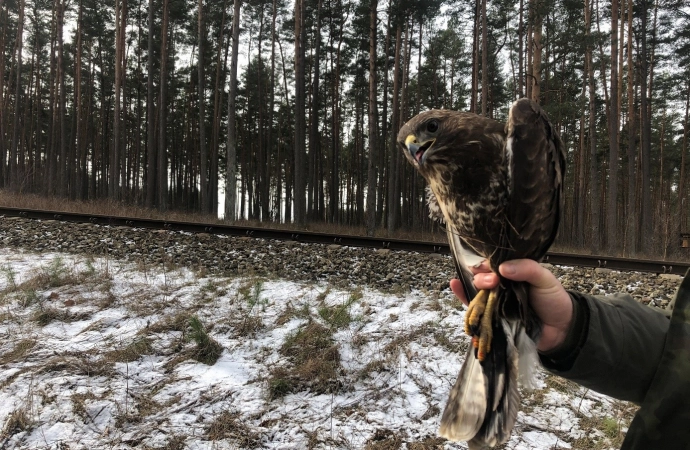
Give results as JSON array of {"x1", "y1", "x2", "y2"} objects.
[
  {"x1": 464, "y1": 289, "x2": 488, "y2": 336},
  {"x1": 476, "y1": 288, "x2": 499, "y2": 361}
]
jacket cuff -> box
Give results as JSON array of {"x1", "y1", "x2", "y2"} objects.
[{"x1": 539, "y1": 291, "x2": 589, "y2": 371}]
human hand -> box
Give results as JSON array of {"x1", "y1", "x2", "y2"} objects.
[{"x1": 450, "y1": 259, "x2": 573, "y2": 352}]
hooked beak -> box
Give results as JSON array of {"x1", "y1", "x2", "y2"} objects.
[{"x1": 405, "y1": 135, "x2": 435, "y2": 165}]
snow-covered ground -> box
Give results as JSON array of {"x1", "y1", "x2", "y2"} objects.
[{"x1": 0, "y1": 248, "x2": 630, "y2": 449}]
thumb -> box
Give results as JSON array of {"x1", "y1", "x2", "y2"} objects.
[
  {"x1": 498, "y1": 259, "x2": 555, "y2": 289},
  {"x1": 449, "y1": 278, "x2": 469, "y2": 306}
]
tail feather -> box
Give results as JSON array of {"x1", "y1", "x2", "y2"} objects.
[
  {"x1": 441, "y1": 319, "x2": 524, "y2": 449},
  {"x1": 439, "y1": 345, "x2": 487, "y2": 441},
  {"x1": 468, "y1": 319, "x2": 520, "y2": 448}
]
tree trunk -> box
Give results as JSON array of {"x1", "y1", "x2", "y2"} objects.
[
  {"x1": 73, "y1": 0, "x2": 83, "y2": 199},
  {"x1": 606, "y1": 0, "x2": 619, "y2": 252},
  {"x1": 518, "y1": 0, "x2": 524, "y2": 98},
  {"x1": 308, "y1": 0, "x2": 322, "y2": 221},
  {"x1": 530, "y1": 0, "x2": 542, "y2": 103},
  {"x1": 198, "y1": 0, "x2": 209, "y2": 213},
  {"x1": 9, "y1": 0, "x2": 24, "y2": 189},
  {"x1": 57, "y1": 0, "x2": 67, "y2": 196},
  {"x1": 146, "y1": 0, "x2": 157, "y2": 207},
  {"x1": 526, "y1": 0, "x2": 533, "y2": 100},
  {"x1": 267, "y1": 0, "x2": 276, "y2": 220},
  {"x1": 158, "y1": 0, "x2": 169, "y2": 211},
  {"x1": 585, "y1": 0, "x2": 600, "y2": 252},
  {"x1": 387, "y1": 21, "x2": 402, "y2": 232},
  {"x1": 576, "y1": 85, "x2": 586, "y2": 247},
  {"x1": 624, "y1": 0, "x2": 635, "y2": 254},
  {"x1": 681, "y1": 82, "x2": 689, "y2": 234},
  {"x1": 377, "y1": 2, "x2": 391, "y2": 227},
  {"x1": 639, "y1": 0, "x2": 652, "y2": 254},
  {"x1": 110, "y1": 0, "x2": 121, "y2": 198},
  {"x1": 210, "y1": 0, "x2": 229, "y2": 216},
  {"x1": 471, "y1": 0, "x2": 479, "y2": 113},
  {"x1": 0, "y1": 6, "x2": 6, "y2": 187},
  {"x1": 366, "y1": 0, "x2": 377, "y2": 236},
  {"x1": 481, "y1": 0, "x2": 488, "y2": 115},
  {"x1": 225, "y1": 0, "x2": 241, "y2": 221},
  {"x1": 293, "y1": 0, "x2": 306, "y2": 225}
]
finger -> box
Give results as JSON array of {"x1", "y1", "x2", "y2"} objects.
[
  {"x1": 498, "y1": 259, "x2": 557, "y2": 289},
  {"x1": 469, "y1": 260, "x2": 491, "y2": 275},
  {"x1": 449, "y1": 279, "x2": 469, "y2": 306},
  {"x1": 474, "y1": 272, "x2": 500, "y2": 290}
]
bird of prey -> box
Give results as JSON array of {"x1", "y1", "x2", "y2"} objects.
[{"x1": 397, "y1": 99, "x2": 565, "y2": 448}]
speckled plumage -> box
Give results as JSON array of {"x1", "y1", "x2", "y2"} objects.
[{"x1": 397, "y1": 99, "x2": 565, "y2": 448}]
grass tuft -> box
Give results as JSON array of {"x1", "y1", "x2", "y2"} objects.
[
  {"x1": 0, "y1": 339, "x2": 36, "y2": 365},
  {"x1": 206, "y1": 411, "x2": 262, "y2": 446},
  {"x1": 364, "y1": 428, "x2": 404, "y2": 449},
  {"x1": 2, "y1": 408, "x2": 32, "y2": 438},
  {"x1": 269, "y1": 321, "x2": 341, "y2": 399},
  {"x1": 1, "y1": 264, "x2": 17, "y2": 291},
  {"x1": 105, "y1": 338, "x2": 154, "y2": 363},
  {"x1": 317, "y1": 291, "x2": 359, "y2": 329},
  {"x1": 188, "y1": 315, "x2": 223, "y2": 365},
  {"x1": 71, "y1": 392, "x2": 97, "y2": 420},
  {"x1": 32, "y1": 306, "x2": 66, "y2": 326}
]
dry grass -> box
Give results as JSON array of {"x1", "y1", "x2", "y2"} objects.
[
  {"x1": 275, "y1": 303, "x2": 311, "y2": 326},
  {"x1": 0, "y1": 339, "x2": 36, "y2": 365},
  {"x1": 433, "y1": 330, "x2": 468, "y2": 354},
  {"x1": 104, "y1": 337, "x2": 154, "y2": 363},
  {"x1": 407, "y1": 436, "x2": 447, "y2": 449},
  {"x1": 317, "y1": 294, "x2": 358, "y2": 329},
  {"x1": 38, "y1": 353, "x2": 114, "y2": 378},
  {"x1": 231, "y1": 315, "x2": 264, "y2": 336},
  {"x1": 268, "y1": 321, "x2": 341, "y2": 399},
  {"x1": 206, "y1": 411, "x2": 262, "y2": 446},
  {"x1": 1, "y1": 409, "x2": 32, "y2": 438},
  {"x1": 71, "y1": 392, "x2": 98, "y2": 420},
  {"x1": 364, "y1": 428, "x2": 404, "y2": 449},
  {"x1": 188, "y1": 316, "x2": 224, "y2": 365},
  {"x1": 146, "y1": 312, "x2": 190, "y2": 335},
  {"x1": 32, "y1": 306, "x2": 68, "y2": 325}
]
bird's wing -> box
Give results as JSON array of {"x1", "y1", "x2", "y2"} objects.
[
  {"x1": 427, "y1": 186, "x2": 483, "y2": 301},
  {"x1": 504, "y1": 99, "x2": 565, "y2": 261},
  {"x1": 446, "y1": 226, "x2": 480, "y2": 301}
]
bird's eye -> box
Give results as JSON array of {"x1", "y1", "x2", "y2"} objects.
[{"x1": 426, "y1": 120, "x2": 439, "y2": 133}]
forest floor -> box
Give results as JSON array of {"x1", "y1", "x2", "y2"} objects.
[{"x1": 0, "y1": 248, "x2": 633, "y2": 449}]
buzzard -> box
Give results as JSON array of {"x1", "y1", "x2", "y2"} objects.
[{"x1": 397, "y1": 99, "x2": 565, "y2": 448}]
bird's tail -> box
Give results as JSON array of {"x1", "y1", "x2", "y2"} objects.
[{"x1": 440, "y1": 319, "x2": 537, "y2": 448}]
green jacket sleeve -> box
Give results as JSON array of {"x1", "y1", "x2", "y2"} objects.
[{"x1": 539, "y1": 291, "x2": 670, "y2": 405}]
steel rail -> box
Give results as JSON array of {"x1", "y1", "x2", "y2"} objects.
[{"x1": 1, "y1": 206, "x2": 688, "y2": 275}]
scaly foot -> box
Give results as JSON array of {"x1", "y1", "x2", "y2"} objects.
[
  {"x1": 476, "y1": 289, "x2": 498, "y2": 361},
  {"x1": 464, "y1": 289, "x2": 488, "y2": 335}
]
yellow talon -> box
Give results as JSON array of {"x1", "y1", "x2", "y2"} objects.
[
  {"x1": 476, "y1": 289, "x2": 499, "y2": 361},
  {"x1": 464, "y1": 289, "x2": 489, "y2": 335}
]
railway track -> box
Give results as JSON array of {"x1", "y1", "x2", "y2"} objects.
[{"x1": 1, "y1": 206, "x2": 688, "y2": 276}]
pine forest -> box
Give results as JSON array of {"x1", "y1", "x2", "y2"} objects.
[{"x1": 1, "y1": 0, "x2": 690, "y2": 259}]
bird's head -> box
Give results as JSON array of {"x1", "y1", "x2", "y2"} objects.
[
  {"x1": 397, "y1": 109, "x2": 449, "y2": 173},
  {"x1": 397, "y1": 109, "x2": 505, "y2": 180}
]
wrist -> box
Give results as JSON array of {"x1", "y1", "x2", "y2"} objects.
[{"x1": 538, "y1": 293, "x2": 588, "y2": 369}]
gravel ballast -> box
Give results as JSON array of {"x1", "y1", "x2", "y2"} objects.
[{"x1": 0, "y1": 216, "x2": 682, "y2": 306}]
